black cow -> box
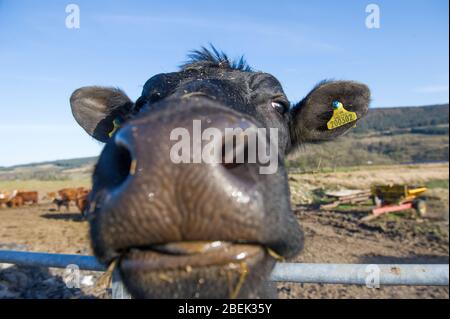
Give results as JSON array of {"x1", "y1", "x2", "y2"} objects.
[{"x1": 70, "y1": 47, "x2": 370, "y2": 298}]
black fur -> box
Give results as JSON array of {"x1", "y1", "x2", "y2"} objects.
[{"x1": 181, "y1": 45, "x2": 253, "y2": 72}]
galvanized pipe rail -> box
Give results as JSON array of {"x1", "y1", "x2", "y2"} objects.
[
  {"x1": 0, "y1": 250, "x2": 448, "y2": 287},
  {"x1": 271, "y1": 263, "x2": 449, "y2": 286},
  {"x1": 0, "y1": 250, "x2": 105, "y2": 271}
]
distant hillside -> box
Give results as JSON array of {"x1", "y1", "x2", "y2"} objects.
[
  {"x1": 0, "y1": 157, "x2": 97, "y2": 181},
  {"x1": 0, "y1": 104, "x2": 448, "y2": 176},
  {"x1": 287, "y1": 104, "x2": 449, "y2": 171},
  {"x1": 353, "y1": 104, "x2": 449, "y2": 134},
  {"x1": 0, "y1": 157, "x2": 98, "y2": 171}
]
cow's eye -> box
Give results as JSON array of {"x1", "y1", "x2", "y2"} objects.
[
  {"x1": 149, "y1": 92, "x2": 162, "y2": 103},
  {"x1": 271, "y1": 100, "x2": 289, "y2": 115}
]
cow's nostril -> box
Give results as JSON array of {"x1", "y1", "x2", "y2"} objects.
[
  {"x1": 116, "y1": 144, "x2": 132, "y2": 184},
  {"x1": 220, "y1": 141, "x2": 258, "y2": 185},
  {"x1": 221, "y1": 141, "x2": 249, "y2": 170},
  {"x1": 109, "y1": 142, "x2": 133, "y2": 188}
]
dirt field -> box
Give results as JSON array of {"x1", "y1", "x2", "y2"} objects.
[{"x1": 0, "y1": 163, "x2": 448, "y2": 299}]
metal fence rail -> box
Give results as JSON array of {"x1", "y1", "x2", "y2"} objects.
[
  {"x1": 0, "y1": 250, "x2": 448, "y2": 291},
  {"x1": 0, "y1": 250, "x2": 105, "y2": 271},
  {"x1": 271, "y1": 263, "x2": 449, "y2": 286}
]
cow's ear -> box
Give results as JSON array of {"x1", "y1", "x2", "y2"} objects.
[
  {"x1": 288, "y1": 80, "x2": 370, "y2": 152},
  {"x1": 70, "y1": 86, "x2": 133, "y2": 142}
]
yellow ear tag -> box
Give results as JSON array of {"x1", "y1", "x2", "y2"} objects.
[
  {"x1": 327, "y1": 101, "x2": 358, "y2": 130},
  {"x1": 108, "y1": 119, "x2": 121, "y2": 138}
]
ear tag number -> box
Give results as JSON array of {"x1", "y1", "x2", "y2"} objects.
[
  {"x1": 108, "y1": 118, "x2": 122, "y2": 138},
  {"x1": 327, "y1": 101, "x2": 358, "y2": 130}
]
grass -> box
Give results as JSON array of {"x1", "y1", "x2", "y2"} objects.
[
  {"x1": 290, "y1": 163, "x2": 449, "y2": 190},
  {"x1": 287, "y1": 132, "x2": 448, "y2": 172},
  {"x1": 385, "y1": 211, "x2": 411, "y2": 220},
  {"x1": 335, "y1": 204, "x2": 355, "y2": 211},
  {"x1": 426, "y1": 179, "x2": 449, "y2": 189},
  {"x1": 335, "y1": 201, "x2": 373, "y2": 211}
]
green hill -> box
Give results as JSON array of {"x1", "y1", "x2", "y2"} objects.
[
  {"x1": 353, "y1": 103, "x2": 449, "y2": 134},
  {"x1": 0, "y1": 156, "x2": 98, "y2": 171},
  {"x1": 0, "y1": 157, "x2": 97, "y2": 181}
]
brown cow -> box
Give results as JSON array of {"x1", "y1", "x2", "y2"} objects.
[
  {"x1": 76, "y1": 189, "x2": 90, "y2": 216},
  {"x1": 57, "y1": 188, "x2": 84, "y2": 203},
  {"x1": 7, "y1": 195, "x2": 24, "y2": 208},
  {"x1": 16, "y1": 191, "x2": 39, "y2": 205},
  {"x1": 56, "y1": 187, "x2": 90, "y2": 212},
  {"x1": 4, "y1": 190, "x2": 38, "y2": 208}
]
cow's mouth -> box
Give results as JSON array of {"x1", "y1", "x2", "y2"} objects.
[{"x1": 116, "y1": 241, "x2": 278, "y2": 298}]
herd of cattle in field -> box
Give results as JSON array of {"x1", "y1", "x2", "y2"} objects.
[{"x1": 0, "y1": 187, "x2": 90, "y2": 216}]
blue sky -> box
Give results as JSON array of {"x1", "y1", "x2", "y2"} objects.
[{"x1": 0, "y1": 0, "x2": 448, "y2": 166}]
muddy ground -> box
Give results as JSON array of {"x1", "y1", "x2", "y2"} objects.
[
  {"x1": 279, "y1": 206, "x2": 448, "y2": 299},
  {"x1": 0, "y1": 201, "x2": 447, "y2": 299}
]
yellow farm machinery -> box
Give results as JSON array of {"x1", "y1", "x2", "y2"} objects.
[
  {"x1": 320, "y1": 184, "x2": 428, "y2": 221},
  {"x1": 366, "y1": 184, "x2": 428, "y2": 220}
]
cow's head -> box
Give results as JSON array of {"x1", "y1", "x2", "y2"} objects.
[{"x1": 70, "y1": 47, "x2": 370, "y2": 298}]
